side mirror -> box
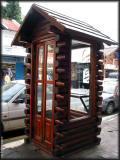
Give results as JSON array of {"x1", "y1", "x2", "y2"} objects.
[{"x1": 14, "y1": 99, "x2": 24, "y2": 104}]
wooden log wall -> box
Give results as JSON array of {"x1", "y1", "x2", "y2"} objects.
[
  {"x1": 54, "y1": 34, "x2": 71, "y2": 123},
  {"x1": 24, "y1": 47, "x2": 31, "y2": 138},
  {"x1": 53, "y1": 34, "x2": 71, "y2": 154},
  {"x1": 53, "y1": 117, "x2": 101, "y2": 156},
  {"x1": 53, "y1": 41, "x2": 104, "y2": 156},
  {"x1": 94, "y1": 43, "x2": 104, "y2": 143}
]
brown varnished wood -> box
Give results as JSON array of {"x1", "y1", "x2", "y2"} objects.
[
  {"x1": 23, "y1": 25, "x2": 104, "y2": 156},
  {"x1": 11, "y1": 3, "x2": 112, "y2": 156},
  {"x1": 96, "y1": 85, "x2": 103, "y2": 91},
  {"x1": 30, "y1": 44, "x2": 35, "y2": 138},
  {"x1": 32, "y1": 33, "x2": 56, "y2": 44},
  {"x1": 55, "y1": 117, "x2": 96, "y2": 132},
  {"x1": 55, "y1": 107, "x2": 65, "y2": 112},
  {"x1": 32, "y1": 5, "x2": 64, "y2": 31},
  {"x1": 33, "y1": 40, "x2": 56, "y2": 152},
  {"x1": 34, "y1": 43, "x2": 44, "y2": 142},
  {"x1": 54, "y1": 127, "x2": 100, "y2": 146},
  {"x1": 56, "y1": 94, "x2": 65, "y2": 100},
  {"x1": 56, "y1": 55, "x2": 66, "y2": 60},
  {"x1": 55, "y1": 133, "x2": 99, "y2": 150},
  {"x1": 54, "y1": 140, "x2": 95, "y2": 156},
  {"x1": 55, "y1": 120, "x2": 64, "y2": 125},
  {"x1": 24, "y1": 109, "x2": 30, "y2": 114},
  {"x1": 55, "y1": 132, "x2": 64, "y2": 138},
  {"x1": 89, "y1": 44, "x2": 97, "y2": 116},
  {"x1": 55, "y1": 123, "x2": 97, "y2": 141},
  {"x1": 56, "y1": 82, "x2": 65, "y2": 87}
]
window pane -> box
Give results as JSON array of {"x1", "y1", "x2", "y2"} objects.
[
  {"x1": 36, "y1": 83, "x2": 42, "y2": 115},
  {"x1": 70, "y1": 42, "x2": 91, "y2": 118},
  {"x1": 2, "y1": 83, "x2": 25, "y2": 102},
  {"x1": 45, "y1": 84, "x2": 53, "y2": 119},
  {"x1": 14, "y1": 90, "x2": 25, "y2": 102},
  {"x1": 38, "y1": 46, "x2": 43, "y2": 80},
  {"x1": 46, "y1": 44, "x2": 54, "y2": 81}
]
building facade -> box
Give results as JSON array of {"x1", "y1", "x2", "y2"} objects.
[
  {"x1": 103, "y1": 47, "x2": 119, "y2": 78},
  {"x1": 2, "y1": 19, "x2": 27, "y2": 80}
]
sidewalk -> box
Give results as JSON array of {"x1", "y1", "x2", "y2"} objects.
[{"x1": 1, "y1": 114, "x2": 118, "y2": 159}]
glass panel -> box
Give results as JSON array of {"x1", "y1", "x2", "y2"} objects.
[
  {"x1": 2, "y1": 82, "x2": 25, "y2": 102},
  {"x1": 14, "y1": 90, "x2": 25, "y2": 103},
  {"x1": 46, "y1": 44, "x2": 54, "y2": 81},
  {"x1": 36, "y1": 83, "x2": 42, "y2": 115},
  {"x1": 37, "y1": 46, "x2": 43, "y2": 80},
  {"x1": 70, "y1": 41, "x2": 91, "y2": 118},
  {"x1": 45, "y1": 84, "x2": 53, "y2": 119}
]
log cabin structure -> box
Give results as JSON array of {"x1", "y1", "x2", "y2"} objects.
[{"x1": 11, "y1": 4, "x2": 118, "y2": 156}]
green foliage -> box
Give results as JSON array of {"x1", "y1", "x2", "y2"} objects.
[{"x1": 2, "y1": 1, "x2": 22, "y2": 24}]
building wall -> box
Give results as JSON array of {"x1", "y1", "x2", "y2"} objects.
[
  {"x1": 2, "y1": 29, "x2": 27, "y2": 80},
  {"x1": 104, "y1": 50, "x2": 118, "y2": 78}
]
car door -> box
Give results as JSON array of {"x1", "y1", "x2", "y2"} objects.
[
  {"x1": 2, "y1": 102, "x2": 9, "y2": 131},
  {"x1": 114, "y1": 87, "x2": 119, "y2": 109},
  {"x1": 8, "y1": 88, "x2": 26, "y2": 130}
]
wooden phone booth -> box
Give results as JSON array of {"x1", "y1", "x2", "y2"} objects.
[{"x1": 12, "y1": 4, "x2": 117, "y2": 156}]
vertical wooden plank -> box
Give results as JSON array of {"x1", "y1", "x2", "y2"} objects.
[
  {"x1": 51, "y1": 41, "x2": 56, "y2": 152},
  {"x1": 89, "y1": 43, "x2": 97, "y2": 116}
]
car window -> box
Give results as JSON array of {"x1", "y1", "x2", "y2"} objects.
[
  {"x1": 14, "y1": 90, "x2": 25, "y2": 102},
  {"x1": 2, "y1": 83, "x2": 25, "y2": 102},
  {"x1": 103, "y1": 84, "x2": 116, "y2": 94}
]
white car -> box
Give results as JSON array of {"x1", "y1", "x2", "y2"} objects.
[
  {"x1": 1, "y1": 80, "x2": 26, "y2": 132},
  {"x1": 1, "y1": 80, "x2": 52, "y2": 132}
]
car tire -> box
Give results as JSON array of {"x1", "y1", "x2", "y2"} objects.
[{"x1": 106, "y1": 102, "x2": 114, "y2": 115}]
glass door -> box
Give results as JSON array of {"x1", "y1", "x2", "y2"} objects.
[
  {"x1": 34, "y1": 44, "x2": 44, "y2": 142},
  {"x1": 34, "y1": 41, "x2": 55, "y2": 150}
]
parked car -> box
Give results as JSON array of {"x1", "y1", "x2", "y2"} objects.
[
  {"x1": 108, "y1": 72, "x2": 118, "y2": 79},
  {"x1": 102, "y1": 80, "x2": 119, "y2": 115},
  {"x1": 1, "y1": 80, "x2": 26, "y2": 133},
  {"x1": 1, "y1": 80, "x2": 53, "y2": 133}
]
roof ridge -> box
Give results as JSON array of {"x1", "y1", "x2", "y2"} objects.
[{"x1": 34, "y1": 4, "x2": 116, "y2": 43}]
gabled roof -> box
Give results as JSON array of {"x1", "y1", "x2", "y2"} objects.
[
  {"x1": 12, "y1": 4, "x2": 118, "y2": 46},
  {"x1": 2, "y1": 19, "x2": 19, "y2": 31}
]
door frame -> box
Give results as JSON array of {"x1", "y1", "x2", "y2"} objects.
[{"x1": 33, "y1": 39, "x2": 56, "y2": 151}]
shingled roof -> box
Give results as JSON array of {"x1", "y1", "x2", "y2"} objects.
[{"x1": 12, "y1": 4, "x2": 118, "y2": 46}]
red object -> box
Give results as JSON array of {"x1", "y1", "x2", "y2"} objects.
[
  {"x1": 2, "y1": 19, "x2": 19, "y2": 31},
  {"x1": 3, "y1": 115, "x2": 8, "y2": 118}
]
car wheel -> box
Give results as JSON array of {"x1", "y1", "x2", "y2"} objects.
[{"x1": 106, "y1": 102, "x2": 114, "y2": 115}]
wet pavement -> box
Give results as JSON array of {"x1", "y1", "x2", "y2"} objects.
[{"x1": 1, "y1": 113, "x2": 118, "y2": 159}]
